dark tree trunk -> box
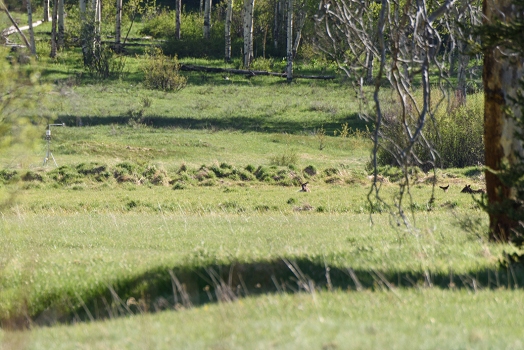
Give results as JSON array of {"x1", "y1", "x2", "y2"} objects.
[{"x1": 483, "y1": 0, "x2": 524, "y2": 241}]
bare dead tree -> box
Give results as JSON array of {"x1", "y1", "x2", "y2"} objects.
[{"x1": 315, "y1": 0, "x2": 474, "y2": 228}]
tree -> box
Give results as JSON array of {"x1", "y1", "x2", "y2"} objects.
[
  {"x1": 225, "y1": 0, "x2": 233, "y2": 61},
  {"x1": 204, "y1": 0, "x2": 212, "y2": 39},
  {"x1": 26, "y1": 0, "x2": 36, "y2": 56},
  {"x1": 317, "y1": 0, "x2": 463, "y2": 226},
  {"x1": 115, "y1": 0, "x2": 122, "y2": 52},
  {"x1": 58, "y1": 0, "x2": 64, "y2": 49},
  {"x1": 285, "y1": 0, "x2": 292, "y2": 81},
  {"x1": 482, "y1": 0, "x2": 524, "y2": 241},
  {"x1": 43, "y1": 0, "x2": 50, "y2": 22},
  {"x1": 50, "y1": 0, "x2": 58, "y2": 57},
  {"x1": 175, "y1": 0, "x2": 181, "y2": 40},
  {"x1": 0, "y1": 47, "x2": 47, "y2": 207},
  {"x1": 243, "y1": 0, "x2": 256, "y2": 67}
]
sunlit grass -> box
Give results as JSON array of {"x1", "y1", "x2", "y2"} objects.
[{"x1": 3, "y1": 289, "x2": 524, "y2": 349}]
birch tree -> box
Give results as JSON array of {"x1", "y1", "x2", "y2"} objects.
[
  {"x1": 225, "y1": 0, "x2": 233, "y2": 61},
  {"x1": 43, "y1": 0, "x2": 50, "y2": 22},
  {"x1": 203, "y1": 0, "x2": 212, "y2": 39},
  {"x1": 26, "y1": 0, "x2": 36, "y2": 56},
  {"x1": 50, "y1": 0, "x2": 58, "y2": 57},
  {"x1": 285, "y1": 0, "x2": 293, "y2": 81},
  {"x1": 243, "y1": 0, "x2": 256, "y2": 67},
  {"x1": 115, "y1": 0, "x2": 122, "y2": 52}
]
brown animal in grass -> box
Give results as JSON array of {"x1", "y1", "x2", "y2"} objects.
[
  {"x1": 461, "y1": 184, "x2": 486, "y2": 194},
  {"x1": 299, "y1": 182, "x2": 310, "y2": 192}
]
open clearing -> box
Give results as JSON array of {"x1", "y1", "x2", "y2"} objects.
[{"x1": 1, "y1": 17, "x2": 524, "y2": 349}]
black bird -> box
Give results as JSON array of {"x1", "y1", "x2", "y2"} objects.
[{"x1": 439, "y1": 184, "x2": 449, "y2": 192}]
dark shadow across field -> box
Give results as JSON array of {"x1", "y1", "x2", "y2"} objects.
[
  {"x1": 55, "y1": 113, "x2": 367, "y2": 135},
  {"x1": 5, "y1": 258, "x2": 523, "y2": 330}
]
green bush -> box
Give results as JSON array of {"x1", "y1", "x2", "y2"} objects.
[
  {"x1": 139, "y1": 9, "x2": 174, "y2": 38},
  {"x1": 375, "y1": 92, "x2": 484, "y2": 169},
  {"x1": 269, "y1": 150, "x2": 298, "y2": 167},
  {"x1": 48, "y1": 165, "x2": 82, "y2": 185},
  {"x1": 141, "y1": 47, "x2": 187, "y2": 91},
  {"x1": 0, "y1": 170, "x2": 19, "y2": 184},
  {"x1": 436, "y1": 94, "x2": 484, "y2": 168}
]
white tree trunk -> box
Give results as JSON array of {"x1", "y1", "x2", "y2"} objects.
[
  {"x1": 292, "y1": 10, "x2": 305, "y2": 59},
  {"x1": 43, "y1": 0, "x2": 50, "y2": 22},
  {"x1": 203, "y1": 0, "x2": 211, "y2": 39},
  {"x1": 285, "y1": 0, "x2": 293, "y2": 82},
  {"x1": 26, "y1": 0, "x2": 36, "y2": 55},
  {"x1": 243, "y1": 0, "x2": 255, "y2": 67},
  {"x1": 97, "y1": 0, "x2": 101, "y2": 37},
  {"x1": 175, "y1": 0, "x2": 181, "y2": 40},
  {"x1": 225, "y1": 0, "x2": 233, "y2": 61},
  {"x1": 115, "y1": 0, "x2": 122, "y2": 52},
  {"x1": 51, "y1": 0, "x2": 58, "y2": 57},
  {"x1": 365, "y1": 50, "x2": 374, "y2": 84},
  {"x1": 58, "y1": 0, "x2": 64, "y2": 49}
]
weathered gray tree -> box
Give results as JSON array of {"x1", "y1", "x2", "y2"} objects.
[{"x1": 316, "y1": 0, "x2": 465, "y2": 226}]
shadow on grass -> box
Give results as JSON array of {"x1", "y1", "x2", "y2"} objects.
[
  {"x1": 3, "y1": 258, "x2": 523, "y2": 330},
  {"x1": 56, "y1": 113, "x2": 368, "y2": 135}
]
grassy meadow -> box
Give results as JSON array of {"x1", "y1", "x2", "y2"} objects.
[{"x1": 2, "y1": 13, "x2": 524, "y2": 350}]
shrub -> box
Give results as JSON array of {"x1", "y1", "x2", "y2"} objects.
[
  {"x1": 375, "y1": 92, "x2": 484, "y2": 169},
  {"x1": 141, "y1": 47, "x2": 187, "y2": 91},
  {"x1": 436, "y1": 94, "x2": 484, "y2": 168},
  {"x1": 139, "y1": 10, "x2": 174, "y2": 38},
  {"x1": 269, "y1": 150, "x2": 298, "y2": 167},
  {"x1": 22, "y1": 171, "x2": 43, "y2": 182},
  {"x1": 0, "y1": 170, "x2": 19, "y2": 184},
  {"x1": 303, "y1": 165, "x2": 318, "y2": 177},
  {"x1": 48, "y1": 165, "x2": 82, "y2": 185}
]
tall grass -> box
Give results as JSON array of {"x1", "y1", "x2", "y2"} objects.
[{"x1": 376, "y1": 91, "x2": 484, "y2": 169}]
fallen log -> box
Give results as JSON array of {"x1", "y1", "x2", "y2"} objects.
[
  {"x1": 180, "y1": 64, "x2": 336, "y2": 80},
  {"x1": 1, "y1": 20, "x2": 43, "y2": 37}
]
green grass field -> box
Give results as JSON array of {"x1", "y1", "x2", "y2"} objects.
[{"x1": 2, "y1": 12, "x2": 524, "y2": 349}]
